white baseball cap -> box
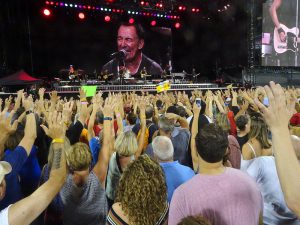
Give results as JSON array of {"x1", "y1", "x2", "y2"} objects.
[{"x1": 0, "y1": 161, "x2": 12, "y2": 184}]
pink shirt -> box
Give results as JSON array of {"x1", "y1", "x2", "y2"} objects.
[{"x1": 169, "y1": 167, "x2": 263, "y2": 225}]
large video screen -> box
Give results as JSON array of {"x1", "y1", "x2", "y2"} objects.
[
  {"x1": 31, "y1": 13, "x2": 172, "y2": 79},
  {"x1": 261, "y1": 1, "x2": 300, "y2": 66}
]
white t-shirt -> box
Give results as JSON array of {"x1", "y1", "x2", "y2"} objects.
[
  {"x1": 0, "y1": 205, "x2": 11, "y2": 225},
  {"x1": 244, "y1": 156, "x2": 300, "y2": 225}
]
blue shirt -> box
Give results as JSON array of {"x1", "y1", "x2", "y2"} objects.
[
  {"x1": 0, "y1": 146, "x2": 28, "y2": 210},
  {"x1": 19, "y1": 146, "x2": 41, "y2": 195},
  {"x1": 160, "y1": 161, "x2": 194, "y2": 203},
  {"x1": 89, "y1": 137, "x2": 101, "y2": 167}
]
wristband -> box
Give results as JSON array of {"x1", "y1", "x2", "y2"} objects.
[
  {"x1": 26, "y1": 110, "x2": 34, "y2": 115},
  {"x1": 52, "y1": 138, "x2": 64, "y2": 144},
  {"x1": 80, "y1": 98, "x2": 87, "y2": 102},
  {"x1": 140, "y1": 116, "x2": 146, "y2": 119},
  {"x1": 81, "y1": 101, "x2": 88, "y2": 105},
  {"x1": 103, "y1": 117, "x2": 112, "y2": 121},
  {"x1": 116, "y1": 113, "x2": 121, "y2": 118}
]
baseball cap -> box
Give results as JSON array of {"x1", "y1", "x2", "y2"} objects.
[{"x1": 0, "y1": 161, "x2": 12, "y2": 184}]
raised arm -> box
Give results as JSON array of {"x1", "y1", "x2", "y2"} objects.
[
  {"x1": 136, "y1": 98, "x2": 146, "y2": 158},
  {"x1": 88, "y1": 93, "x2": 102, "y2": 141},
  {"x1": 191, "y1": 103, "x2": 200, "y2": 171},
  {"x1": 269, "y1": 0, "x2": 282, "y2": 29},
  {"x1": 18, "y1": 96, "x2": 37, "y2": 155},
  {"x1": 255, "y1": 81, "x2": 300, "y2": 218},
  {"x1": 92, "y1": 98, "x2": 113, "y2": 188},
  {"x1": 9, "y1": 112, "x2": 67, "y2": 225}
]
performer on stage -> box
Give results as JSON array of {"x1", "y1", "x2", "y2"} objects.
[
  {"x1": 269, "y1": 0, "x2": 300, "y2": 66},
  {"x1": 101, "y1": 23, "x2": 163, "y2": 80}
]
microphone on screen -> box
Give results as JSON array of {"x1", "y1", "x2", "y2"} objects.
[{"x1": 110, "y1": 49, "x2": 128, "y2": 59}]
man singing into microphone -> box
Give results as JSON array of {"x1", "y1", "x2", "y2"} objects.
[{"x1": 101, "y1": 22, "x2": 163, "y2": 80}]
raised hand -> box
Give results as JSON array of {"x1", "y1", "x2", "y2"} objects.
[
  {"x1": 41, "y1": 111, "x2": 66, "y2": 140},
  {"x1": 39, "y1": 88, "x2": 46, "y2": 100},
  {"x1": 255, "y1": 81, "x2": 294, "y2": 131},
  {"x1": 49, "y1": 91, "x2": 60, "y2": 103}
]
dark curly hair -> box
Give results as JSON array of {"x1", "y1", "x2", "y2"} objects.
[{"x1": 115, "y1": 155, "x2": 168, "y2": 225}]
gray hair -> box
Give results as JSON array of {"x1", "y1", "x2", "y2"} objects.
[
  {"x1": 152, "y1": 136, "x2": 174, "y2": 161},
  {"x1": 158, "y1": 116, "x2": 174, "y2": 133}
]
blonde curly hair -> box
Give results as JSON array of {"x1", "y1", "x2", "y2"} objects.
[{"x1": 115, "y1": 155, "x2": 168, "y2": 225}]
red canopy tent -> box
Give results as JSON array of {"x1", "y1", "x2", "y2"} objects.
[{"x1": 0, "y1": 70, "x2": 42, "y2": 86}]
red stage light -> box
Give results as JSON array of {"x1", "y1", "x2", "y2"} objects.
[
  {"x1": 78, "y1": 12, "x2": 85, "y2": 19},
  {"x1": 43, "y1": 8, "x2": 51, "y2": 16},
  {"x1": 159, "y1": 3, "x2": 163, "y2": 7},
  {"x1": 151, "y1": 20, "x2": 156, "y2": 26},
  {"x1": 140, "y1": 1, "x2": 145, "y2": 5},
  {"x1": 45, "y1": 1, "x2": 49, "y2": 4},
  {"x1": 104, "y1": 15, "x2": 111, "y2": 22},
  {"x1": 129, "y1": 18, "x2": 135, "y2": 24},
  {"x1": 175, "y1": 22, "x2": 181, "y2": 29},
  {"x1": 192, "y1": 8, "x2": 195, "y2": 12},
  {"x1": 178, "y1": 6, "x2": 182, "y2": 10}
]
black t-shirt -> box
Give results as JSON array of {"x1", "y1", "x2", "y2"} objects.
[
  {"x1": 236, "y1": 134, "x2": 248, "y2": 151},
  {"x1": 101, "y1": 54, "x2": 162, "y2": 80}
]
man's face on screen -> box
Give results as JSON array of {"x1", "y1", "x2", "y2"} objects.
[{"x1": 117, "y1": 25, "x2": 144, "y2": 62}]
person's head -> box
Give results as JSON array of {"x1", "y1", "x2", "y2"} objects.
[
  {"x1": 236, "y1": 114, "x2": 251, "y2": 133},
  {"x1": 178, "y1": 215, "x2": 212, "y2": 225},
  {"x1": 115, "y1": 155, "x2": 167, "y2": 225},
  {"x1": 117, "y1": 23, "x2": 145, "y2": 63},
  {"x1": 96, "y1": 110, "x2": 104, "y2": 124},
  {"x1": 195, "y1": 124, "x2": 228, "y2": 163},
  {"x1": 114, "y1": 131, "x2": 138, "y2": 157},
  {"x1": 0, "y1": 161, "x2": 12, "y2": 201},
  {"x1": 152, "y1": 136, "x2": 174, "y2": 162},
  {"x1": 5, "y1": 130, "x2": 24, "y2": 151},
  {"x1": 215, "y1": 113, "x2": 230, "y2": 134},
  {"x1": 65, "y1": 142, "x2": 92, "y2": 187},
  {"x1": 158, "y1": 116, "x2": 174, "y2": 137},
  {"x1": 145, "y1": 105, "x2": 154, "y2": 119},
  {"x1": 177, "y1": 106, "x2": 188, "y2": 118},
  {"x1": 166, "y1": 105, "x2": 178, "y2": 115},
  {"x1": 248, "y1": 113, "x2": 272, "y2": 149},
  {"x1": 126, "y1": 113, "x2": 137, "y2": 125}
]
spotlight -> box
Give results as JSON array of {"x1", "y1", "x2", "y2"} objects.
[
  {"x1": 104, "y1": 15, "x2": 111, "y2": 22},
  {"x1": 78, "y1": 12, "x2": 85, "y2": 19},
  {"x1": 43, "y1": 8, "x2": 51, "y2": 16},
  {"x1": 129, "y1": 18, "x2": 135, "y2": 24},
  {"x1": 150, "y1": 20, "x2": 156, "y2": 26},
  {"x1": 175, "y1": 22, "x2": 181, "y2": 29}
]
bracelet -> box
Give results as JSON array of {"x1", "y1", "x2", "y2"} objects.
[
  {"x1": 81, "y1": 101, "x2": 88, "y2": 105},
  {"x1": 52, "y1": 138, "x2": 64, "y2": 144},
  {"x1": 116, "y1": 113, "x2": 121, "y2": 118},
  {"x1": 103, "y1": 117, "x2": 112, "y2": 121},
  {"x1": 26, "y1": 110, "x2": 34, "y2": 115},
  {"x1": 80, "y1": 98, "x2": 87, "y2": 102}
]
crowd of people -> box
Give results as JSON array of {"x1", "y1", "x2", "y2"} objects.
[{"x1": 0, "y1": 81, "x2": 300, "y2": 225}]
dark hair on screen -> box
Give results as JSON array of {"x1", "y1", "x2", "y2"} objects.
[
  {"x1": 119, "y1": 22, "x2": 145, "y2": 40},
  {"x1": 195, "y1": 124, "x2": 228, "y2": 163}
]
